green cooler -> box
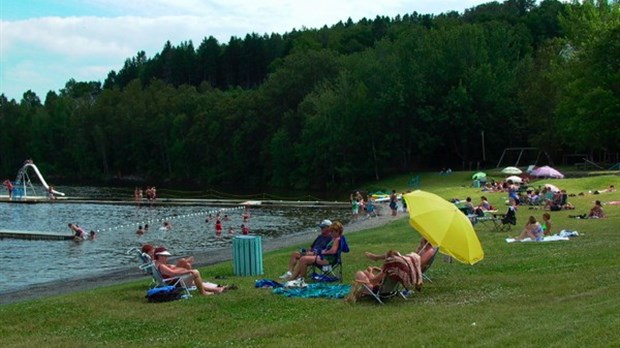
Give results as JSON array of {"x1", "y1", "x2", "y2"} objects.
[{"x1": 233, "y1": 235, "x2": 263, "y2": 276}]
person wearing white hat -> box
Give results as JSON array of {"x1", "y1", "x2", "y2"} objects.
[
  {"x1": 279, "y1": 219, "x2": 333, "y2": 280},
  {"x1": 154, "y1": 248, "x2": 236, "y2": 295}
]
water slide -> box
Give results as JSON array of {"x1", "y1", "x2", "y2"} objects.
[{"x1": 19, "y1": 163, "x2": 65, "y2": 196}]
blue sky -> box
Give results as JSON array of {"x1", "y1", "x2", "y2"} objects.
[{"x1": 1, "y1": 1, "x2": 488, "y2": 101}]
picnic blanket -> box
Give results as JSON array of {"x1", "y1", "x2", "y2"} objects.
[
  {"x1": 273, "y1": 283, "x2": 351, "y2": 299},
  {"x1": 505, "y1": 230, "x2": 579, "y2": 243}
]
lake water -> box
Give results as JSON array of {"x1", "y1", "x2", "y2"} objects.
[{"x1": 0, "y1": 186, "x2": 350, "y2": 294}]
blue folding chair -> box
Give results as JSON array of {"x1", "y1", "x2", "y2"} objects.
[{"x1": 309, "y1": 236, "x2": 350, "y2": 282}]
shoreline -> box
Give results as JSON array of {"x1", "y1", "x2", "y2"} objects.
[{"x1": 1, "y1": 212, "x2": 406, "y2": 305}]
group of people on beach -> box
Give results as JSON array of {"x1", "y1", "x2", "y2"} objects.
[
  {"x1": 273, "y1": 217, "x2": 436, "y2": 303},
  {"x1": 134, "y1": 186, "x2": 157, "y2": 205},
  {"x1": 349, "y1": 189, "x2": 407, "y2": 221}
]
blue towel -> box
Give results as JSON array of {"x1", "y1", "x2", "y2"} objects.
[{"x1": 273, "y1": 283, "x2": 351, "y2": 299}]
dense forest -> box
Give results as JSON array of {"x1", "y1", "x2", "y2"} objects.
[{"x1": 0, "y1": 0, "x2": 618, "y2": 190}]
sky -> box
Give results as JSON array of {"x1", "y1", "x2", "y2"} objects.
[{"x1": 1, "y1": 0, "x2": 488, "y2": 101}]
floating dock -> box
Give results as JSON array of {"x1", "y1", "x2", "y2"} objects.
[{"x1": 0, "y1": 229, "x2": 74, "y2": 241}]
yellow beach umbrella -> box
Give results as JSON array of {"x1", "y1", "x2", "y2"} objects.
[{"x1": 403, "y1": 190, "x2": 484, "y2": 265}]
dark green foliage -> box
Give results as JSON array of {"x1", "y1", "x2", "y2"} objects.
[{"x1": 1, "y1": 0, "x2": 617, "y2": 187}]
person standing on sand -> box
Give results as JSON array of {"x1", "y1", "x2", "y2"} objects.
[
  {"x1": 389, "y1": 190, "x2": 398, "y2": 216},
  {"x1": 3, "y1": 179, "x2": 14, "y2": 200}
]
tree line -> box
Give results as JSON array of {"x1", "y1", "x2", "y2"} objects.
[{"x1": 1, "y1": 0, "x2": 618, "y2": 190}]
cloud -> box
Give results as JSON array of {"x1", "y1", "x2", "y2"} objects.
[{"x1": 1, "y1": 0, "x2": 485, "y2": 100}]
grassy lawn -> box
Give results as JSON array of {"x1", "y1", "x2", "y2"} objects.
[{"x1": 1, "y1": 172, "x2": 618, "y2": 347}]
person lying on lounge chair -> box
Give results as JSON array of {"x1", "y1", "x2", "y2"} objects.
[
  {"x1": 347, "y1": 249, "x2": 422, "y2": 303},
  {"x1": 365, "y1": 237, "x2": 436, "y2": 275},
  {"x1": 154, "y1": 248, "x2": 235, "y2": 295}
]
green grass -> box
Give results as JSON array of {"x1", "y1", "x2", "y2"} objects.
[{"x1": 1, "y1": 172, "x2": 619, "y2": 347}]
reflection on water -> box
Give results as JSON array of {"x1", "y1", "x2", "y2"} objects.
[{"x1": 0, "y1": 186, "x2": 349, "y2": 294}]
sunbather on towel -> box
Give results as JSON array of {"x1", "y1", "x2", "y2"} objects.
[
  {"x1": 154, "y1": 248, "x2": 234, "y2": 295},
  {"x1": 514, "y1": 216, "x2": 543, "y2": 241},
  {"x1": 588, "y1": 200, "x2": 606, "y2": 218}
]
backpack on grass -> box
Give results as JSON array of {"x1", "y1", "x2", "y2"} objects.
[{"x1": 145, "y1": 285, "x2": 184, "y2": 303}]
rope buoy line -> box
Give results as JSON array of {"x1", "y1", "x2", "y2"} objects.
[
  {"x1": 156, "y1": 188, "x2": 323, "y2": 201},
  {"x1": 95, "y1": 205, "x2": 245, "y2": 233}
]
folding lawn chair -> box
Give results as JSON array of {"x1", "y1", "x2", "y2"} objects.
[
  {"x1": 360, "y1": 275, "x2": 409, "y2": 305},
  {"x1": 421, "y1": 247, "x2": 439, "y2": 283},
  {"x1": 309, "y1": 236, "x2": 350, "y2": 282},
  {"x1": 127, "y1": 247, "x2": 192, "y2": 297},
  {"x1": 360, "y1": 252, "x2": 421, "y2": 304},
  {"x1": 496, "y1": 206, "x2": 517, "y2": 231}
]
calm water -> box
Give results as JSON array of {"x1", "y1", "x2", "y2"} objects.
[{"x1": 0, "y1": 186, "x2": 349, "y2": 294}]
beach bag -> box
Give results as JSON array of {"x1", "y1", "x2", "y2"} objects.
[{"x1": 146, "y1": 285, "x2": 183, "y2": 303}]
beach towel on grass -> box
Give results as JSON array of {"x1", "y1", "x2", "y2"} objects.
[
  {"x1": 506, "y1": 235, "x2": 570, "y2": 243},
  {"x1": 273, "y1": 283, "x2": 351, "y2": 299},
  {"x1": 506, "y1": 230, "x2": 580, "y2": 243}
]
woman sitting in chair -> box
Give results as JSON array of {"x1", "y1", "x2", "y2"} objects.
[
  {"x1": 154, "y1": 248, "x2": 235, "y2": 296},
  {"x1": 287, "y1": 221, "x2": 343, "y2": 281},
  {"x1": 143, "y1": 244, "x2": 194, "y2": 270}
]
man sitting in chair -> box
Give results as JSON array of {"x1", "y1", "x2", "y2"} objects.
[{"x1": 280, "y1": 219, "x2": 333, "y2": 279}]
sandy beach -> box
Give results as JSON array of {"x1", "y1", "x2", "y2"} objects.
[{"x1": 1, "y1": 211, "x2": 405, "y2": 305}]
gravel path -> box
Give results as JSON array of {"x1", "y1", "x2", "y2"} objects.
[{"x1": 0, "y1": 212, "x2": 406, "y2": 305}]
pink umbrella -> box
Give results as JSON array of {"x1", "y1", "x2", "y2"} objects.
[{"x1": 531, "y1": 166, "x2": 564, "y2": 179}]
